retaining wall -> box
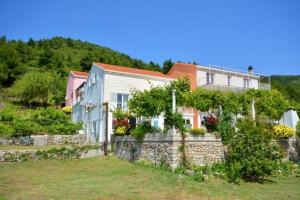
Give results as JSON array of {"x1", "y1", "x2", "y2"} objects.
[{"x1": 112, "y1": 131, "x2": 226, "y2": 169}]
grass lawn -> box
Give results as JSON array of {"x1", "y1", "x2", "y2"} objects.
[{"x1": 0, "y1": 157, "x2": 299, "y2": 200}]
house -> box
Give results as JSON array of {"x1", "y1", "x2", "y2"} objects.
[
  {"x1": 73, "y1": 63, "x2": 175, "y2": 143},
  {"x1": 71, "y1": 62, "x2": 270, "y2": 144},
  {"x1": 65, "y1": 71, "x2": 88, "y2": 106},
  {"x1": 167, "y1": 62, "x2": 270, "y2": 128}
]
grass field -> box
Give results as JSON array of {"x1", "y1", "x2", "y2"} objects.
[{"x1": 0, "y1": 157, "x2": 299, "y2": 200}]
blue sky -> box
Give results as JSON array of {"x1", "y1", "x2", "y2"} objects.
[{"x1": 0, "y1": 0, "x2": 299, "y2": 75}]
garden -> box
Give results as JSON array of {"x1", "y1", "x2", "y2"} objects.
[{"x1": 111, "y1": 78, "x2": 300, "y2": 183}]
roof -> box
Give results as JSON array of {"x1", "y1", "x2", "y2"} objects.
[
  {"x1": 94, "y1": 62, "x2": 173, "y2": 79},
  {"x1": 71, "y1": 71, "x2": 89, "y2": 78}
]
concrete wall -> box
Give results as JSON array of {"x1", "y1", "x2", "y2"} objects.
[{"x1": 112, "y1": 131, "x2": 225, "y2": 169}]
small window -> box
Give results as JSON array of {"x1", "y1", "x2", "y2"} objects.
[
  {"x1": 206, "y1": 72, "x2": 210, "y2": 84},
  {"x1": 227, "y1": 76, "x2": 231, "y2": 86},
  {"x1": 184, "y1": 118, "x2": 192, "y2": 129},
  {"x1": 243, "y1": 78, "x2": 249, "y2": 88},
  {"x1": 210, "y1": 73, "x2": 215, "y2": 84}
]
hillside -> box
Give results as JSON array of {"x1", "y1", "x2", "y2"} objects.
[
  {"x1": 270, "y1": 75, "x2": 300, "y2": 112},
  {"x1": 0, "y1": 36, "x2": 161, "y2": 87}
]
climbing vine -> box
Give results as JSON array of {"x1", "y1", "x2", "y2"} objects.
[{"x1": 128, "y1": 77, "x2": 290, "y2": 167}]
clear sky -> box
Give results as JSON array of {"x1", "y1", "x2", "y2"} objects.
[{"x1": 0, "y1": 0, "x2": 299, "y2": 75}]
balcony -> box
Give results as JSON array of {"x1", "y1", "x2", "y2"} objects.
[
  {"x1": 258, "y1": 83, "x2": 271, "y2": 90},
  {"x1": 200, "y1": 84, "x2": 247, "y2": 92}
]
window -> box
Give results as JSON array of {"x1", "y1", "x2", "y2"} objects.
[
  {"x1": 183, "y1": 117, "x2": 193, "y2": 129},
  {"x1": 243, "y1": 78, "x2": 249, "y2": 88},
  {"x1": 206, "y1": 72, "x2": 210, "y2": 84},
  {"x1": 210, "y1": 73, "x2": 215, "y2": 84},
  {"x1": 117, "y1": 93, "x2": 129, "y2": 110},
  {"x1": 152, "y1": 117, "x2": 159, "y2": 128},
  {"x1": 227, "y1": 76, "x2": 231, "y2": 86},
  {"x1": 206, "y1": 72, "x2": 215, "y2": 84}
]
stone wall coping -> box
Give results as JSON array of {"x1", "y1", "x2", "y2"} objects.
[{"x1": 112, "y1": 132, "x2": 222, "y2": 142}]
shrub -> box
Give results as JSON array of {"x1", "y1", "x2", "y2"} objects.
[
  {"x1": 131, "y1": 121, "x2": 153, "y2": 139},
  {"x1": 0, "y1": 105, "x2": 16, "y2": 121},
  {"x1": 61, "y1": 106, "x2": 72, "y2": 113},
  {"x1": 0, "y1": 123, "x2": 14, "y2": 138},
  {"x1": 217, "y1": 111, "x2": 235, "y2": 144},
  {"x1": 189, "y1": 128, "x2": 205, "y2": 136},
  {"x1": 31, "y1": 108, "x2": 69, "y2": 126},
  {"x1": 12, "y1": 119, "x2": 42, "y2": 137},
  {"x1": 227, "y1": 119, "x2": 283, "y2": 182},
  {"x1": 273, "y1": 125, "x2": 295, "y2": 138},
  {"x1": 48, "y1": 122, "x2": 82, "y2": 135}
]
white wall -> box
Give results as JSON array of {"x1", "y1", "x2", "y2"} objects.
[
  {"x1": 196, "y1": 68, "x2": 259, "y2": 89},
  {"x1": 103, "y1": 71, "x2": 174, "y2": 137}
]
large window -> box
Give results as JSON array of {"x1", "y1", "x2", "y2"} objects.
[
  {"x1": 117, "y1": 93, "x2": 129, "y2": 110},
  {"x1": 206, "y1": 72, "x2": 215, "y2": 85}
]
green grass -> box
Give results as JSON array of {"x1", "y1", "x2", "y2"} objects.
[{"x1": 0, "y1": 157, "x2": 299, "y2": 200}]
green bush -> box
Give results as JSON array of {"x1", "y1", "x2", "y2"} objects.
[
  {"x1": 217, "y1": 111, "x2": 235, "y2": 144},
  {"x1": 0, "y1": 105, "x2": 16, "y2": 121},
  {"x1": 131, "y1": 121, "x2": 160, "y2": 140},
  {"x1": 189, "y1": 128, "x2": 205, "y2": 136},
  {"x1": 226, "y1": 119, "x2": 283, "y2": 182},
  {"x1": 12, "y1": 119, "x2": 42, "y2": 137},
  {"x1": 48, "y1": 122, "x2": 82, "y2": 135},
  {"x1": 31, "y1": 108, "x2": 69, "y2": 125},
  {"x1": 0, "y1": 123, "x2": 14, "y2": 138}
]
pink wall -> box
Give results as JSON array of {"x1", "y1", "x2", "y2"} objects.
[{"x1": 65, "y1": 73, "x2": 87, "y2": 106}]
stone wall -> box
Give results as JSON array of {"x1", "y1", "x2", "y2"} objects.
[
  {"x1": 112, "y1": 131, "x2": 225, "y2": 169},
  {"x1": 0, "y1": 134, "x2": 87, "y2": 146},
  {"x1": 0, "y1": 144, "x2": 103, "y2": 162},
  {"x1": 279, "y1": 137, "x2": 300, "y2": 162}
]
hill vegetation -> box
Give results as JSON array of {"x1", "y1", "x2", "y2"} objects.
[
  {"x1": 0, "y1": 36, "x2": 167, "y2": 88},
  {"x1": 270, "y1": 75, "x2": 300, "y2": 113}
]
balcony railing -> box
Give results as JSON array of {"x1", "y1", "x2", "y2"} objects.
[
  {"x1": 258, "y1": 83, "x2": 271, "y2": 90},
  {"x1": 200, "y1": 84, "x2": 247, "y2": 92}
]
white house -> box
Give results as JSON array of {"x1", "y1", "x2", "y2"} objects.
[{"x1": 73, "y1": 63, "x2": 174, "y2": 143}]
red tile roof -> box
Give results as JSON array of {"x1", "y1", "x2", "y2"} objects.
[
  {"x1": 94, "y1": 63, "x2": 173, "y2": 79},
  {"x1": 71, "y1": 71, "x2": 89, "y2": 77}
]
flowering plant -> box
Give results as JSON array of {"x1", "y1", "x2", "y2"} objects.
[
  {"x1": 203, "y1": 114, "x2": 218, "y2": 132},
  {"x1": 273, "y1": 125, "x2": 295, "y2": 138},
  {"x1": 61, "y1": 106, "x2": 72, "y2": 113},
  {"x1": 112, "y1": 108, "x2": 130, "y2": 135}
]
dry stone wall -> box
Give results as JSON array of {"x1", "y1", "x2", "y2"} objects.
[{"x1": 112, "y1": 131, "x2": 226, "y2": 169}]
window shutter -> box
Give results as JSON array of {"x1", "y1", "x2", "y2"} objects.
[{"x1": 111, "y1": 92, "x2": 117, "y2": 109}]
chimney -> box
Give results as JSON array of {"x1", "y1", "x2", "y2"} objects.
[{"x1": 248, "y1": 66, "x2": 253, "y2": 74}]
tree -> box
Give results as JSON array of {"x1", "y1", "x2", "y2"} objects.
[
  {"x1": 27, "y1": 38, "x2": 35, "y2": 47},
  {"x1": 10, "y1": 71, "x2": 53, "y2": 107},
  {"x1": 162, "y1": 59, "x2": 174, "y2": 74}
]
